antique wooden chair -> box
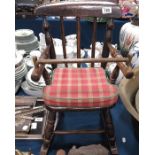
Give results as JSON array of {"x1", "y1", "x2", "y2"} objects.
[{"x1": 31, "y1": 1, "x2": 134, "y2": 155}]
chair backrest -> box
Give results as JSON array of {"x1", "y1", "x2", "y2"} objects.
[{"x1": 31, "y1": 0, "x2": 133, "y2": 84}]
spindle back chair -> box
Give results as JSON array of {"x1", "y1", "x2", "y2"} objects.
[{"x1": 31, "y1": 1, "x2": 133, "y2": 155}]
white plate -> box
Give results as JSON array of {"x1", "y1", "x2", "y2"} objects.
[
  {"x1": 15, "y1": 79, "x2": 22, "y2": 94},
  {"x1": 21, "y1": 81, "x2": 43, "y2": 97},
  {"x1": 26, "y1": 68, "x2": 46, "y2": 88},
  {"x1": 15, "y1": 54, "x2": 23, "y2": 66},
  {"x1": 15, "y1": 67, "x2": 27, "y2": 81},
  {"x1": 15, "y1": 63, "x2": 27, "y2": 74},
  {"x1": 15, "y1": 65, "x2": 27, "y2": 78},
  {"x1": 15, "y1": 62, "x2": 25, "y2": 72}
]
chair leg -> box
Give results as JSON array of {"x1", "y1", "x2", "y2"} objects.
[
  {"x1": 40, "y1": 110, "x2": 56, "y2": 155},
  {"x1": 101, "y1": 108, "x2": 118, "y2": 155}
]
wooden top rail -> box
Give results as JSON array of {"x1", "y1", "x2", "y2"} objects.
[{"x1": 35, "y1": 1, "x2": 121, "y2": 18}]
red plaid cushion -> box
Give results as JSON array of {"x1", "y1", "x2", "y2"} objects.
[{"x1": 43, "y1": 68, "x2": 118, "y2": 108}]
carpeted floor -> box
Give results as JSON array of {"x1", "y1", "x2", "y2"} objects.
[{"x1": 15, "y1": 97, "x2": 139, "y2": 155}]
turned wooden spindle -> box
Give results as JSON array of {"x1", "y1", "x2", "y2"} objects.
[
  {"x1": 76, "y1": 16, "x2": 81, "y2": 68},
  {"x1": 91, "y1": 17, "x2": 97, "y2": 67},
  {"x1": 43, "y1": 68, "x2": 51, "y2": 85},
  {"x1": 31, "y1": 46, "x2": 51, "y2": 83},
  {"x1": 102, "y1": 19, "x2": 114, "y2": 69},
  {"x1": 60, "y1": 16, "x2": 67, "y2": 67},
  {"x1": 43, "y1": 17, "x2": 57, "y2": 69}
]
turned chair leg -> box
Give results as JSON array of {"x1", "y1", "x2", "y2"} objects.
[
  {"x1": 40, "y1": 109, "x2": 56, "y2": 155},
  {"x1": 101, "y1": 108, "x2": 118, "y2": 155}
]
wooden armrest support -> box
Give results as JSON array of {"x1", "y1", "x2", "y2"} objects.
[
  {"x1": 31, "y1": 46, "x2": 50, "y2": 82},
  {"x1": 107, "y1": 43, "x2": 134, "y2": 79}
]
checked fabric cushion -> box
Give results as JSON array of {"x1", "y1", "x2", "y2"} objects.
[{"x1": 43, "y1": 68, "x2": 118, "y2": 108}]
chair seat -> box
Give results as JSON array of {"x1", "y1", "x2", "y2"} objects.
[{"x1": 43, "y1": 68, "x2": 118, "y2": 108}]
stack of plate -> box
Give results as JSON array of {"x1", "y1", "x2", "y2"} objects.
[
  {"x1": 15, "y1": 54, "x2": 28, "y2": 93},
  {"x1": 24, "y1": 50, "x2": 41, "y2": 70},
  {"x1": 15, "y1": 29, "x2": 39, "y2": 53},
  {"x1": 21, "y1": 66, "x2": 52, "y2": 97}
]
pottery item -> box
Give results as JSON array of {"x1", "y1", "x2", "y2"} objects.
[
  {"x1": 39, "y1": 32, "x2": 46, "y2": 53},
  {"x1": 53, "y1": 38, "x2": 62, "y2": 46},
  {"x1": 21, "y1": 81, "x2": 43, "y2": 97},
  {"x1": 15, "y1": 29, "x2": 39, "y2": 52},
  {"x1": 119, "y1": 22, "x2": 139, "y2": 55},
  {"x1": 65, "y1": 34, "x2": 77, "y2": 47},
  {"x1": 128, "y1": 42, "x2": 139, "y2": 68},
  {"x1": 15, "y1": 29, "x2": 34, "y2": 43},
  {"x1": 85, "y1": 48, "x2": 102, "y2": 67}
]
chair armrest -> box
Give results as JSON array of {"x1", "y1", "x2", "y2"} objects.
[
  {"x1": 31, "y1": 46, "x2": 50, "y2": 82},
  {"x1": 107, "y1": 43, "x2": 134, "y2": 79}
]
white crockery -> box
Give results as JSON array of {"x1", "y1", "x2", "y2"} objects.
[
  {"x1": 21, "y1": 81, "x2": 43, "y2": 97},
  {"x1": 119, "y1": 22, "x2": 139, "y2": 54},
  {"x1": 26, "y1": 68, "x2": 46, "y2": 88},
  {"x1": 30, "y1": 50, "x2": 41, "y2": 58},
  {"x1": 65, "y1": 34, "x2": 76, "y2": 40},
  {"x1": 15, "y1": 54, "x2": 23, "y2": 66},
  {"x1": 128, "y1": 42, "x2": 139, "y2": 68},
  {"x1": 53, "y1": 38, "x2": 62, "y2": 46}
]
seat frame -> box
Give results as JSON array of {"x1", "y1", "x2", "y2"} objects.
[{"x1": 31, "y1": 1, "x2": 134, "y2": 155}]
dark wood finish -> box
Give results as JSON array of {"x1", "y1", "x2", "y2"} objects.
[
  {"x1": 60, "y1": 16, "x2": 67, "y2": 67},
  {"x1": 31, "y1": 46, "x2": 51, "y2": 82},
  {"x1": 30, "y1": 1, "x2": 135, "y2": 155},
  {"x1": 43, "y1": 17, "x2": 57, "y2": 69},
  {"x1": 101, "y1": 19, "x2": 114, "y2": 68},
  {"x1": 107, "y1": 43, "x2": 134, "y2": 78},
  {"x1": 91, "y1": 17, "x2": 97, "y2": 67},
  {"x1": 36, "y1": 57, "x2": 129, "y2": 64},
  {"x1": 15, "y1": 96, "x2": 46, "y2": 140},
  {"x1": 35, "y1": 1, "x2": 121, "y2": 18},
  {"x1": 54, "y1": 129, "x2": 105, "y2": 134},
  {"x1": 76, "y1": 16, "x2": 81, "y2": 67},
  {"x1": 15, "y1": 96, "x2": 37, "y2": 106},
  {"x1": 102, "y1": 108, "x2": 118, "y2": 155},
  {"x1": 43, "y1": 68, "x2": 51, "y2": 85},
  {"x1": 41, "y1": 110, "x2": 56, "y2": 155},
  {"x1": 110, "y1": 65, "x2": 119, "y2": 84}
]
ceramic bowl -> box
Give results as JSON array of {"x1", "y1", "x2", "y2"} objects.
[
  {"x1": 16, "y1": 36, "x2": 39, "y2": 52},
  {"x1": 15, "y1": 29, "x2": 35, "y2": 43}
]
